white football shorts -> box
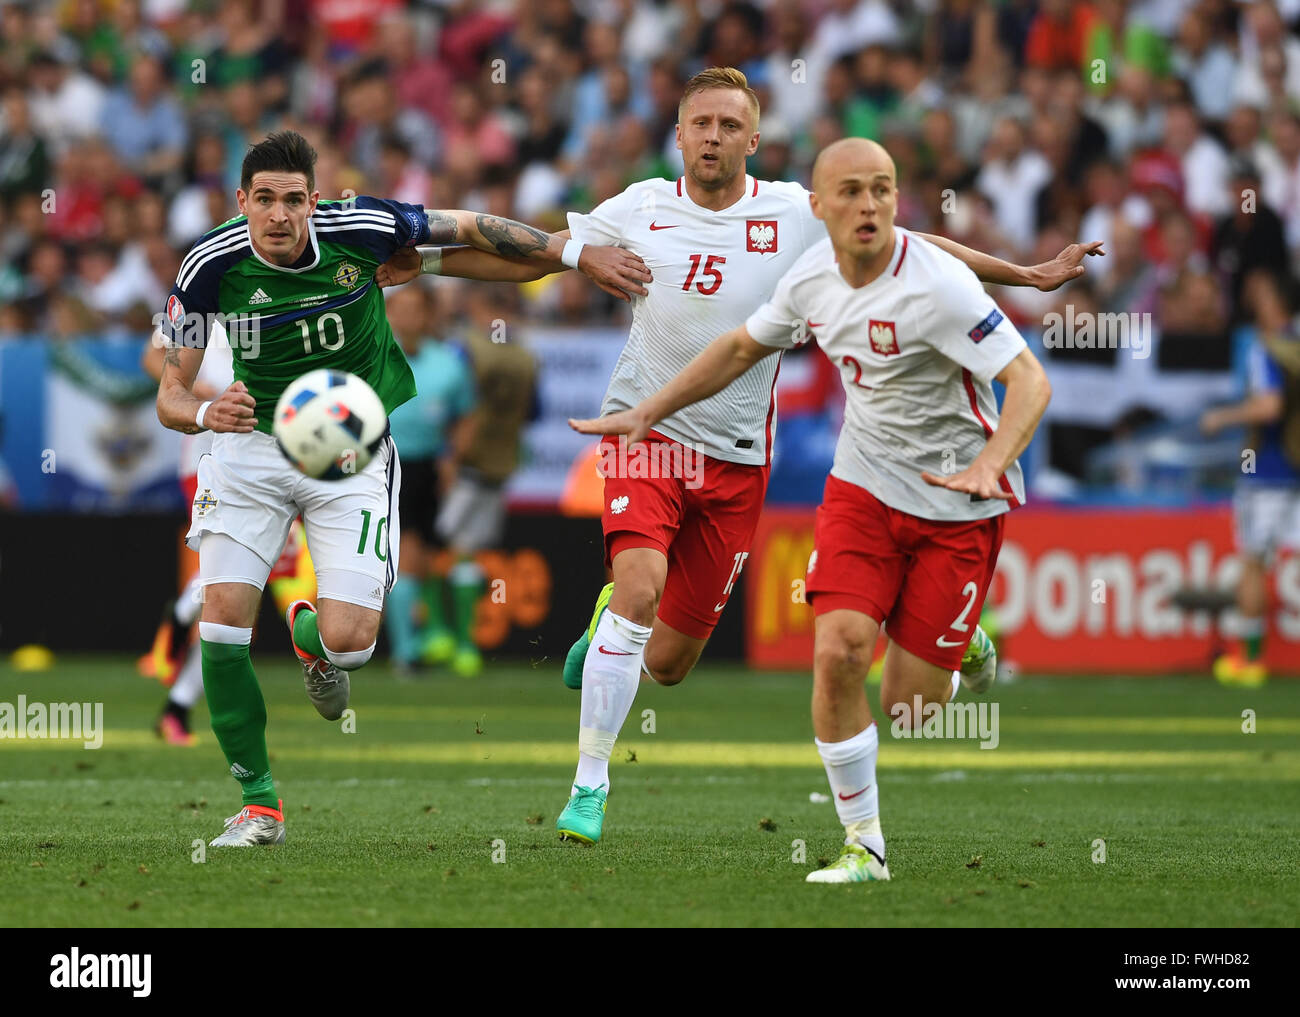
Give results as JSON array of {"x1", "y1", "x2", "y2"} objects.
[
  {"x1": 187, "y1": 429, "x2": 401, "y2": 610},
  {"x1": 1233, "y1": 484, "x2": 1300, "y2": 558}
]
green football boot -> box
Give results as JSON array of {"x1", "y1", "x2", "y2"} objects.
[
  {"x1": 562, "y1": 582, "x2": 615, "y2": 690},
  {"x1": 556, "y1": 785, "x2": 608, "y2": 844},
  {"x1": 805, "y1": 842, "x2": 890, "y2": 883},
  {"x1": 958, "y1": 623, "x2": 997, "y2": 694}
]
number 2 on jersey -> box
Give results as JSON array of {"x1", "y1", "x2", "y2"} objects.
[
  {"x1": 299, "y1": 311, "x2": 346, "y2": 355},
  {"x1": 682, "y1": 254, "x2": 726, "y2": 295}
]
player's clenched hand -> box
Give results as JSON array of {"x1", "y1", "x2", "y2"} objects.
[
  {"x1": 376, "y1": 247, "x2": 421, "y2": 288},
  {"x1": 1029, "y1": 241, "x2": 1105, "y2": 291},
  {"x1": 920, "y1": 463, "x2": 1013, "y2": 501},
  {"x1": 578, "y1": 245, "x2": 652, "y2": 302},
  {"x1": 569, "y1": 406, "x2": 651, "y2": 445},
  {"x1": 205, "y1": 381, "x2": 257, "y2": 433}
]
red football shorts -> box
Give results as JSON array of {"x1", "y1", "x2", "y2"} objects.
[
  {"x1": 806, "y1": 474, "x2": 1005, "y2": 670},
  {"x1": 600, "y1": 432, "x2": 768, "y2": 639}
]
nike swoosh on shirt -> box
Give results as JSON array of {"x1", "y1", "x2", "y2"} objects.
[
  {"x1": 808, "y1": 321, "x2": 825, "y2": 329},
  {"x1": 936, "y1": 635, "x2": 966, "y2": 648},
  {"x1": 838, "y1": 786, "x2": 870, "y2": 801},
  {"x1": 597, "y1": 644, "x2": 633, "y2": 656},
  {"x1": 648, "y1": 222, "x2": 679, "y2": 230}
]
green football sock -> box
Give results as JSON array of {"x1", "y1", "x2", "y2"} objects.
[
  {"x1": 292, "y1": 606, "x2": 326, "y2": 659},
  {"x1": 449, "y1": 560, "x2": 483, "y2": 648},
  {"x1": 1240, "y1": 617, "x2": 1264, "y2": 661},
  {"x1": 1245, "y1": 632, "x2": 1264, "y2": 662},
  {"x1": 422, "y1": 574, "x2": 449, "y2": 634},
  {"x1": 201, "y1": 638, "x2": 277, "y2": 808}
]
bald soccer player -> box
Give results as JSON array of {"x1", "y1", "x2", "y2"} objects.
[{"x1": 575, "y1": 138, "x2": 1066, "y2": 881}]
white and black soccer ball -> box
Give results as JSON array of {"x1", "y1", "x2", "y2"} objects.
[{"x1": 273, "y1": 369, "x2": 388, "y2": 480}]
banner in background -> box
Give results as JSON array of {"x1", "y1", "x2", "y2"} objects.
[
  {"x1": 0, "y1": 339, "x2": 183, "y2": 511},
  {"x1": 745, "y1": 505, "x2": 1300, "y2": 675}
]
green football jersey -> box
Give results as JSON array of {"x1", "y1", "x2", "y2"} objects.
[{"x1": 162, "y1": 196, "x2": 431, "y2": 434}]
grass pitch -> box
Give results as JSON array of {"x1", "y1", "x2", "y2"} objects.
[{"x1": 1, "y1": 657, "x2": 1297, "y2": 927}]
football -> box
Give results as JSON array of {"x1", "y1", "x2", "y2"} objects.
[{"x1": 272, "y1": 369, "x2": 388, "y2": 480}]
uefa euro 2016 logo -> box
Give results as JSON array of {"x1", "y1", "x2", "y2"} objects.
[{"x1": 334, "y1": 262, "x2": 361, "y2": 288}]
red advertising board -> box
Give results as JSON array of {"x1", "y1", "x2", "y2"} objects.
[{"x1": 745, "y1": 505, "x2": 1300, "y2": 674}]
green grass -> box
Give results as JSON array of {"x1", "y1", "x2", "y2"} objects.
[{"x1": 1, "y1": 657, "x2": 1298, "y2": 927}]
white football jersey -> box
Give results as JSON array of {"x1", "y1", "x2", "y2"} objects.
[
  {"x1": 179, "y1": 322, "x2": 234, "y2": 478},
  {"x1": 567, "y1": 175, "x2": 826, "y2": 465},
  {"x1": 746, "y1": 228, "x2": 1028, "y2": 521}
]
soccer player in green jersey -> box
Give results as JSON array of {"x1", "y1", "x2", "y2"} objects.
[{"x1": 154, "y1": 131, "x2": 650, "y2": 846}]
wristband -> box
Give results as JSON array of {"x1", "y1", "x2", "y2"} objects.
[
  {"x1": 196, "y1": 401, "x2": 213, "y2": 429},
  {"x1": 420, "y1": 248, "x2": 442, "y2": 275},
  {"x1": 561, "y1": 239, "x2": 585, "y2": 270}
]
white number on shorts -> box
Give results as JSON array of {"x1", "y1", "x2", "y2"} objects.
[
  {"x1": 949, "y1": 580, "x2": 978, "y2": 633},
  {"x1": 357, "y1": 509, "x2": 388, "y2": 562},
  {"x1": 299, "y1": 311, "x2": 347, "y2": 355},
  {"x1": 722, "y1": 551, "x2": 750, "y2": 597}
]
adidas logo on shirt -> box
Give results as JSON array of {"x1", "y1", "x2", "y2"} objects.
[{"x1": 249, "y1": 288, "x2": 272, "y2": 305}]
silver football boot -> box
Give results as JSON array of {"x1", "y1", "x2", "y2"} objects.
[{"x1": 209, "y1": 801, "x2": 286, "y2": 847}]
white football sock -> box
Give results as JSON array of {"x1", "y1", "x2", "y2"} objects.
[
  {"x1": 950, "y1": 670, "x2": 960, "y2": 701},
  {"x1": 816, "y1": 724, "x2": 884, "y2": 858},
  {"x1": 573, "y1": 610, "x2": 651, "y2": 793},
  {"x1": 169, "y1": 642, "x2": 205, "y2": 708}
]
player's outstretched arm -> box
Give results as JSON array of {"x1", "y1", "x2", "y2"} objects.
[
  {"x1": 570, "y1": 325, "x2": 775, "y2": 444},
  {"x1": 419, "y1": 211, "x2": 651, "y2": 300},
  {"x1": 156, "y1": 333, "x2": 255, "y2": 435},
  {"x1": 919, "y1": 234, "x2": 1105, "y2": 291},
  {"x1": 921, "y1": 348, "x2": 1052, "y2": 500}
]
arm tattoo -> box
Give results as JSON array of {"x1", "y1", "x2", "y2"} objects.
[
  {"x1": 425, "y1": 210, "x2": 460, "y2": 245},
  {"x1": 475, "y1": 213, "x2": 550, "y2": 259},
  {"x1": 162, "y1": 343, "x2": 181, "y2": 369}
]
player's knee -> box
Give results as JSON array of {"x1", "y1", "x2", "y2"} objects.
[
  {"x1": 814, "y1": 631, "x2": 872, "y2": 683},
  {"x1": 645, "y1": 657, "x2": 691, "y2": 686}
]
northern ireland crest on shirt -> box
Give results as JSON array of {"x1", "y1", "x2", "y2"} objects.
[
  {"x1": 746, "y1": 220, "x2": 778, "y2": 253},
  {"x1": 868, "y1": 320, "x2": 899, "y2": 356}
]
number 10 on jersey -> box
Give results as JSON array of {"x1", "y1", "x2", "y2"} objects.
[{"x1": 299, "y1": 311, "x2": 346, "y2": 354}]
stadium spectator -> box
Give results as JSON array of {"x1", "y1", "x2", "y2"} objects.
[
  {"x1": 99, "y1": 52, "x2": 185, "y2": 184},
  {"x1": 1262, "y1": 111, "x2": 1300, "y2": 252},
  {"x1": 1213, "y1": 159, "x2": 1290, "y2": 324},
  {"x1": 1024, "y1": 0, "x2": 1098, "y2": 72},
  {"x1": 26, "y1": 49, "x2": 107, "y2": 157},
  {"x1": 1162, "y1": 100, "x2": 1231, "y2": 218},
  {"x1": 0, "y1": 89, "x2": 49, "y2": 201},
  {"x1": 977, "y1": 116, "x2": 1052, "y2": 254},
  {"x1": 1171, "y1": 5, "x2": 1238, "y2": 123},
  {"x1": 1232, "y1": 0, "x2": 1300, "y2": 110}
]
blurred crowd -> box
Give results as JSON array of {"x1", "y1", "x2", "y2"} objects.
[{"x1": 0, "y1": 0, "x2": 1297, "y2": 483}]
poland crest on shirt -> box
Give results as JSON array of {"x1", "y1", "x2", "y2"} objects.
[
  {"x1": 567, "y1": 176, "x2": 827, "y2": 466},
  {"x1": 745, "y1": 228, "x2": 1030, "y2": 522}
]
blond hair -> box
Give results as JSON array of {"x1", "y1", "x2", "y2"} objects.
[{"x1": 678, "y1": 67, "x2": 760, "y2": 130}]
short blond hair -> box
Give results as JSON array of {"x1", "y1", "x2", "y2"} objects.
[{"x1": 678, "y1": 67, "x2": 760, "y2": 130}]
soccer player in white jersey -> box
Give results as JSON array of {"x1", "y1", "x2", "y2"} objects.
[
  {"x1": 379, "y1": 68, "x2": 1095, "y2": 846},
  {"x1": 575, "y1": 136, "x2": 1056, "y2": 881}
]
